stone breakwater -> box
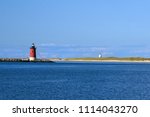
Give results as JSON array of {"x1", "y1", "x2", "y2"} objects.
[{"x1": 0, "y1": 58, "x2": 53, "y2": 62}]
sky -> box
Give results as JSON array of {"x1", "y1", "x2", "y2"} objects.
[{"x1": 0, "y1": 0, "x2": 150, "y2": 58}]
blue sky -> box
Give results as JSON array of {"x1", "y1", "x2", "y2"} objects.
[{"x1": 0, "y1": 0, "x2": 150, "y2": 58}]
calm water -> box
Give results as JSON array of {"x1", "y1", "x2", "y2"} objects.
[{"x1": 0, "y1": 62, "x2": 150, "y2": 100}]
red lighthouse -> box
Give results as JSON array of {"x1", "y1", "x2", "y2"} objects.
[{"x1": 29, "y1": 43, "x2": 36, "y2": 61}]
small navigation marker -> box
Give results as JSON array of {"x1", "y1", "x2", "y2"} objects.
[{"x1": 99, "y1": 53, "x2": 102, "y2": 58}]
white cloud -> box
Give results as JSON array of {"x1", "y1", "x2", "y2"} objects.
[
  {"x1": 130, "y1": 48, "x2": 150, "y2": 54},
  {"x1": 39, "y1": 43, "x2": 56, "y2": 47}
]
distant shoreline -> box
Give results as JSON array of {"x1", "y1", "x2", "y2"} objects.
[
  {"x1": 62, "y1": 60, "x2": 150, "y2": 63},
  {"x1": 62, "y1": 57, "x2": 150, "y2": 63}
]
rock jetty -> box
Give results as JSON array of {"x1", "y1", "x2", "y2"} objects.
[{"x1": 0, "y1": 58, "x2": 53, "y2": 62}]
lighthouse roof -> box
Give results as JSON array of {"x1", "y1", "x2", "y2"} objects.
[{"x1": 30, "y1": 43, "x2": 36, "y2": 49}]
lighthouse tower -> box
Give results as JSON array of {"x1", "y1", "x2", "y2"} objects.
[{"x1": 29, "y1": 43, "x2": 36, "y2": 61}]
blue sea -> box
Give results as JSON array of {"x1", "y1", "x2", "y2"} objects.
[{"x1": 0, "y1": 62, "x2": 150, "y2": 100}]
